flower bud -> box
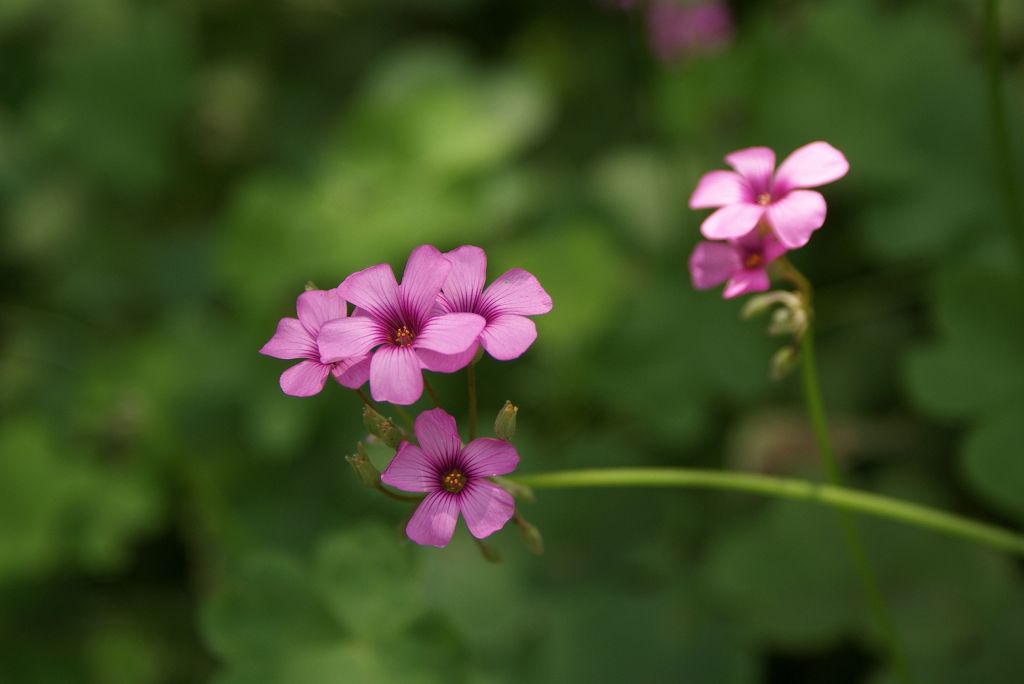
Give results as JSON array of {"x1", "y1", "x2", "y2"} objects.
[
  {"x1": 770, "y1": 345, "x2": 799, "y2": 381},
  {"x1": 517, "y1": 517, "x2": 544, "y2": 555},
  {"x1": 304, "y1": 280, "x2": 319, "y2": 291},
  {"x1": 490, "y1": 476, "x2": 535, "y2": 503},
  {"x1": 475, "y1": 539, "x2": 502, "y2": 564},
  {"x1": 494, "y1": 401, "x2": 518, "y2": 441},
  {"x1": 362, "y1": 406, "x2": 402, "y2": 449},
  {"x1": 345, "y1": 443, "x2": 381, "y2": 488}
]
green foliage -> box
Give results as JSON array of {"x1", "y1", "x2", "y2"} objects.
[{"x1": 2, "y1": 0, "x2": 1023, "y2": 681}]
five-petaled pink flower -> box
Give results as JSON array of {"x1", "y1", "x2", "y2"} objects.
[
  {"x1": 317, "y1": 245, "x2": 485, "y2": 405},
  {"x1": 689, "y1": 229, "x2": 786, "y2": 299},
  {"x1": 382, "y1": 408, "x2": 518, "y2": 547},
  {"x1": 689, "y1": 141, "x2": 849, "y2": 249},
  {"x1": 260, "y1": 288, "x2": 371, "y2": 397},
  {"x1": 434, "y1": 245, "x2": 553, "y2": 368}
]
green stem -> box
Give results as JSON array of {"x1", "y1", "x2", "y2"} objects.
[
  {"x1": 423, "y1": 377, "x2": 442, "y2": 409},
  {"x1": 394, "y1": 406, "x2": 416, "y2": 431},
  {"x1": 984, "y1": 0, "x2": 1024, "y2": 260},
  {"x1": 467, "y1": 363, "x2": 478, "y2": 441},
  {"x1": 800, "y1": 327, "x2": 911, "y2": 683},
  {"x1": 508, "y1": 468, "x2": 1024, "y2": 556}
]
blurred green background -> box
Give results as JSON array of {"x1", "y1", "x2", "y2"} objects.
[{"x1": 2, "y1": 0, "x2": 1023, "y2": 682}]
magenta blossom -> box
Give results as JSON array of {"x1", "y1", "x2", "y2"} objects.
[
  {"x1": 260, "y1": 288, "x2": 371, "y2": 397},
  {"x1": 433, "y1": 245, "x2": 553, "y2": 368},
  {"x1": 382, "y1": 408, "x2": 518, "y2": 547},
  {"x1": 648, "y1": 1, "x2": 733, "y2": 64},
  {"x1": 689, "y1": 229, "x2": 786, "y2": 299},
  {"x1": 689, "y1": 141, "x2": 849, "y2": 249},
  {"x1": 317, "y1": 246, "x2": 485, "y2": 405}
]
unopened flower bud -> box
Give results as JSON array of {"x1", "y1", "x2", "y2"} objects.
[
  {"x1": 475, "y1": 539, "x2": 502, "y2": 564},
  {"x1": 346, "y1": 444, "x2": 381, "y2": 488},
  {"x1": 362, "y1": 406, "x2": 402, "y2": 449},
  {"x1": 304, "y1": 280, "x2": 319, "y2": 291},
  {"x1": 517, "y1": 518, "x2": 544, "y2": 555},
  {"x1": 770, "y1": 345, "x2": 799, "y2": 381},
  {"x1": 494, "y1": 401, "x2": 518, "y2": 440},
  {"x1": 490, "y1": 475, "x2": 535, "y2": 503}
]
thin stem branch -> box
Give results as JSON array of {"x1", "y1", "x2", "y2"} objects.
[
  {"x1": 376, "y1": 485, "x2": 424, "y2": 503},
  {"x1": 423, "y1": 377, "x2": 442, "y2": 408},
  {"x1": 508, "y1": 468, "x2": 1024, "y2": 556},
  {"x1": 467, "y1": 363, "x2": 478, "y2": 441},
  {"x1": 984, "y1": 0, "x2": 1024, "y2": 260},
  {"x1": 801, "y1": 327, "x2": 912, "y2": 683},
  {"x1": 394, "y1": 406, "x2": 415, "y2": 431},
  {"x1": 354, "y1": 389, "x2": 375, "y2": 409}
]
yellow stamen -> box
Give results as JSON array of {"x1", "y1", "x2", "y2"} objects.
[{"x1": 442, "y1": 469, "x2": 467, "y2": 494}]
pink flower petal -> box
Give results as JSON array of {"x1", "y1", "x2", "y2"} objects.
[
  {"x1": 479, "y1": 268, "x2": 553, "y2": 317},
  {"x1": 260, "y1": 318, "x2": 317, "y2": 360},
  {"x1": 723, "y1": 268, "x2": 770, "y2": 299},
  {"x1": 340, "y1": 264, "x2": 400, "y2": 322},
  {"x1": 766, "y1": 189, "x2": 827, "y2": 248},
  {"x1": 689, "y1": 241, "x2": 741, "y2": 289},
  {"x1": 462, "y1": 438, "x2": 520, "y2": 477},
  {"x1": 296, "y1": 288, "x2": 347, "y2": 336},
  {"x1": 399, "y1": 245, "x2": 452, "y2": 323},
  {"x1": 381, "y1": 443, "x2": 436, "y2": 492},
  {"x1": 318, "y1": 316, "x2": 385, "y2": 363},
  {"x1": 699, "y1": 202, "x2": 764, "y2": 240},
  {"x1": 331, "y1": 354, "x2": 371, "y2": 389},
  {"x1": 440, "y1": 246, "x2": 487, "y2": 312},
  {"x1": 458, "y1": 481, "x2": 514, "y2": 540},
  {"x1": 416, "y1": 345, "x2": 478, "y2": 374},
  {"x1": 279, "y1": 360, "x2": 331, "y2": 397},
  {"x1": 479, "y1": 314, "x2": 537, "y2": 361},
  {"x1": 414, "y1": 312, "x2": 485, "y2": 356},
  {"x1": 724, "y1": 146, "x2": 776, "y2": 194},
  {"x1": 406, "y1": 491, "x2": 459, "y2": 547},
  {"x1": 689, "y1": 170, "x2": 749, "y2": 209},
  {"x1": 762, "y1": 234, "x2": 788, "y2": 263},
  {"x1": 369, "y1": 345, "x2": 423, "y2": 405},
  {"x1": 414, "y1": 408, "x2": 462, "y2": 464},
  {"x1": 773, "y1": 141, "x2": 849, "y2": 194}
]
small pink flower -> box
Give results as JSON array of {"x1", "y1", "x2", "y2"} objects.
[
  {"x1": 689, "y1": 141, "x2": 849, "y2": 249},
  {"x1": 432, "y1": 245, "x2": 553, "y2": 368},
  {"x1": 648, "y1": 1, "x2": 733, "y2": 64},
  {"x1": 317, "y1": 246, "x2": 486, "y2": 405},
  {"x1": 689, "y1": 230, "x2": 786, "y2": 298},
  {"x1": 382, "y1": 408, "x2": 518, "y2": 548},
  {"x1": 260, "y1": 288, "x2": 371, "y2": 397}
]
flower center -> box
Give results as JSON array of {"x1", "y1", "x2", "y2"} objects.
[
  {"x1": 756, "y1": 192, "x2": 772, "y2": 206},
  {"x1": 392, "y1": 324, "x2": 415, "y2": 347},
  {"x1": 743, "y1": 253, "x2": 764, "y2": 269},
  {"x1": 441, "y1": 468, "x2": 467, "y2": 494}
]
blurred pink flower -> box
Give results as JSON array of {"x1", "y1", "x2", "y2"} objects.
[
  {"x1": 318, "y1": 246, "x2": 485, "y2": 405},
  {"x1": 648, "y1": 1, "x2": 733, "y2": 63},
  {"x1": 260, "y1": 288, "x2": 370, "y2": 397},
  {"x1": 689, "y1": 229, "x2": 786, "y2": 298},
  {"x1": 382, "y1": 408, "x2": 518, "y2": 547},
  {"x1": 433, "y1": 245, "x2": 553, "y2": 368},
  {"x1": 689, "y1": 141, "x2": 849, "y2": 249}
]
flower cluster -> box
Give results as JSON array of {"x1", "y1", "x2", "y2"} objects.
[
  {"x1": 261, "y1": 244, "x2": 551, "y2": 549},
  {"x1": 688, "y1": 141, "x2": 848, "y2": 298}
]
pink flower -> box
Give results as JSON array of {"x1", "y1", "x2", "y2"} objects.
[
  {"x1": 648, "y1": 1, "x2": 733, "y2": 64},
  {"x1": 689, "y1": 141, "x2": 849, "y2": 249},
  {"x1": 381, "y1": 408, "x2": 518, "y2": 547},
  {"x1": 432, "y1": 245, "x2": 553, "y2": 368},
  {"x1": 260, "y1": 288, "x2": 371, "y2": 397},
  {"x1": 317, "y1": 246, "x2": 485, "y2": 405},
  {"x1": 689, "y1": 229, "x2": 786, "y2": 298}
]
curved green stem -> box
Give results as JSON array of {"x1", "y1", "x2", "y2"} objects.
[
  {"x1": 802, "y1": 327, "x2": 912, "y2": 683},
  {"x1": 984, "y1": 0, "x2": 1024, "y2": 260},
  {"x1": 508, "y1": 468, "x2": 1024, "y2": 556},
  {"x1": 423, "y1": 377, "x2": 442, "y2": 408}
]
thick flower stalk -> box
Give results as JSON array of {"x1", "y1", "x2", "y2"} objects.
[
  {"x1": 317, "y1": 245, "x2": 486, "y2": 405},
  {"x1": 382, "y1": 408, "x2": 519, "y2": 547},
  {"x1": 259, "y1": 287, "x2": 370, "y2": 397}
]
